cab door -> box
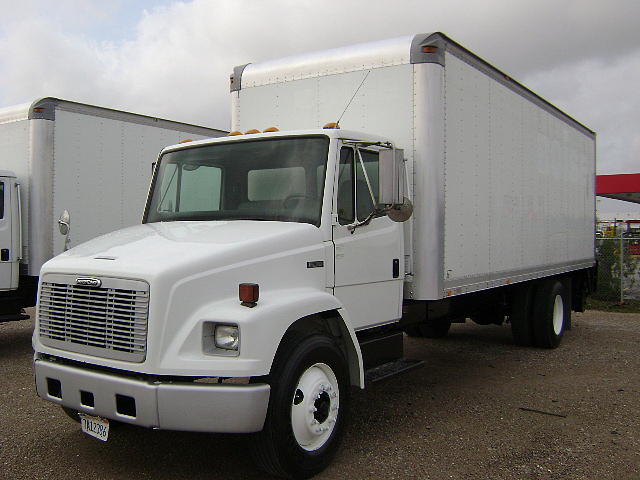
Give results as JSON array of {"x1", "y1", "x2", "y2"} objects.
[
  {"x1": 332, "y1": 144, "x2": 403, "y2": 330},
  {"x1": 0, "y1": 174, "x2": 20, "y2": 291}
]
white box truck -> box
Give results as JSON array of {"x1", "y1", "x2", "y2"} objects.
[
  {"x1": 33, "y1": 34, "x2": 596, "y2": 479},
  {"x1": 0, "y1": 98, "x2": 225, "y2": 321}
]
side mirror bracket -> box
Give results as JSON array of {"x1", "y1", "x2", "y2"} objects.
[{"x1": 58, "y1": 210, "x2": 71, "y2": 251}]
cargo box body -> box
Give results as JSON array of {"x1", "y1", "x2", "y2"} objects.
[
  {"x1": 231, "y1": 33, "x2": 595, "y2": 300},
  {"x1": 0, "y1": 98, "x2": 225, "y2": 316},
  {"x1": 0, "y1": 98, "x2": 225, "y2": 277}
]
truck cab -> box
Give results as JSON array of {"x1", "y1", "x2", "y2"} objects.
[
  {"x1": 33, "y1": 128, "x2": 408, "y2": 478},
  {"x1": 0, "y1": 170, "x2": 25, "y2": 320}
]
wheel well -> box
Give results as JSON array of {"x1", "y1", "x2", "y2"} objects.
[{"x1": 271, "y1": 311, "x2": 363, "y2": 388}]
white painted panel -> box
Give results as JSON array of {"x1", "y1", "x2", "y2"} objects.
[
  {"x1": 442, "y1": 53, "x2": 595, "y2": 292},
  {"x1": 236, "y1": 65, "x2": 415, "y2": 160},
  {"x1": 335, "y1": 281, "x2": 403, "y2": 330},
  {"x1": 0, "y1": 178, "x2": 13, "y2": 289},
  {"x1": 0, "y1": 120, "x2": 31, "y2": 263},
  {"x1": 52, "y1": 111, "x2": 213, "y2": 256}
]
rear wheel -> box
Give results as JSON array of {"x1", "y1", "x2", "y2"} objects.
[
  {"x1": 250, "y1": 333, "x2": 349, "y2": 479},
  {"x1": 510, "y1": 284, "x2": 535, "y2": 346},
  {"x1": 404, "y1": 320, "x2": 451, "y2": 338},
  {"x1": 533, "y1": 279, "x2": 570, "y2": 348}
]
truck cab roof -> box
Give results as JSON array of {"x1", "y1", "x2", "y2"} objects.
[{"x1": 160, "y1": 128, "x2": 393, "y2": 155}]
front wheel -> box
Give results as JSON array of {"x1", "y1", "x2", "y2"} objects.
[{"x1": 250, "y1": 333, "x2": 350, "y2": 479}]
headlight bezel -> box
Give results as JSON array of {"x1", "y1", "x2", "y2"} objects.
[{"x1": 203, "y1": 322, "x2": 240, "y2": 357}]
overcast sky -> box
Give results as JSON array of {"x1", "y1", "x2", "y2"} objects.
[{"x1": 0, "y1": 0, "x2": 638, "y2": 214}]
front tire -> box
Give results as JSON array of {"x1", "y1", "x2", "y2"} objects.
[{"x1": 250, "y1": 333, "x2": 350, "y2": 479}]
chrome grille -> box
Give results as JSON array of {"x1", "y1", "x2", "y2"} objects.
[{"x1": 38, "y1": 274, "x2": 149, "y2": 362}]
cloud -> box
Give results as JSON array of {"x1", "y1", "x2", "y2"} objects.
[
  {"x1": 0, "y1": 0, "x2": 639, "y2": 183},
  {"x1": 524, "y1": 48, "x2": 640, "y2": 174}
]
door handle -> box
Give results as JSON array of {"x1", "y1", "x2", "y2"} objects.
[{"x1": 1, "y1": 249, "x2": 9, "y2": 261}]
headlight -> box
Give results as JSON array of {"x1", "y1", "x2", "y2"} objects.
[
  {"x1": 214, "y1": 325, "x2": 239, "y2": 350},
  {"x1": 203, "y1": 322, "x2": 240, "y2": 355}
]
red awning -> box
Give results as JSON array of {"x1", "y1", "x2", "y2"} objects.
[{"x1": 596, "y1": 173, "x2": 640, "y2": 204}]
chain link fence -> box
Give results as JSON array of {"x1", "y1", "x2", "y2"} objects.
[{"x1": 594, "y1": 234, "x2": 640, "y2": 303}]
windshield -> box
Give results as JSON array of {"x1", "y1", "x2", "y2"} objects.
[{"x1": 145, "y1": 136, "x2": 329, "y2": 226}]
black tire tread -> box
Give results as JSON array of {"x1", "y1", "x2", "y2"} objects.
[
  {"x1": 510, "y1": 284, "x2": 535, "y2": 346},
  {"x1": 249, "y1": 331, "x2": 348, "y2": 479},
  {"x1": 532, "y1": 279, "x2": 570, "y2": 349}
]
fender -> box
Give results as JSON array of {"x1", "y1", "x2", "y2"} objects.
[{"x1": 169, "y1": 287, "x2": 364, "y2": 387}]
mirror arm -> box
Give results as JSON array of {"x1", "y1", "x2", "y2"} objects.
[
  {"x1": 347, "y1": 208, "x2": 384, "y2": 233},
  {"x1": 355, "y1": 148, "x2": 377, "y2": 207}
]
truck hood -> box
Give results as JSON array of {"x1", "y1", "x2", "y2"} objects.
[{"x1": 43, "y1": 221, "x2": 324, "y2": 279}]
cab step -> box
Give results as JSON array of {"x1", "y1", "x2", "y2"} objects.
[{"x1": 364, "y1": 358, "x2": 424, "y2": 384}]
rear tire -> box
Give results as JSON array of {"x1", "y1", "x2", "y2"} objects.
[
  {"x1": 404, "y1": 320, "x2": 451, "y2": 338},
  {"x1": 510, "y1": 284, "x2": 535, "y2": 346},
  {"x1": 249, "y1": 333, "x2": 350, "y2": 479},
  {"x1": 532, "y1": 279, "x2": 570, "y2": 348}
]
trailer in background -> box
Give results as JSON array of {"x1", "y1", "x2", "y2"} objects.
[{"x1": 0, "y1": 98, "x2": 226, "y2": 320}]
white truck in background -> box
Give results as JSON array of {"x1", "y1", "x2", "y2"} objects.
[
  {"x1": 33, "y1": 34, "x2": 596, "y2": 479},
  {"x1": 0, "y1": 98, "x2": 225, "y2": 321}
]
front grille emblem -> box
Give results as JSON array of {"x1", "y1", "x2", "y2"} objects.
[{"x1": 75, "y1": 277, "x2": 102, "y2": 287}]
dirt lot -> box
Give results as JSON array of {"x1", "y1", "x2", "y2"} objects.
[{"x1": 1, "y1": 310, "x2": 638, "y2": 480}]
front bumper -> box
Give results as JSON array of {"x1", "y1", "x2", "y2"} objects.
[{"x1": 35, "y1": 358, "x2": 270, "y2": 433}]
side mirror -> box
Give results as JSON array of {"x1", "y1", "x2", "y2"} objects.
[
  {"x1": 58, "y1": 210, "x2": 70, "y2": 236},
  {"x1": 379, "y1": 149, "x2": 413, "y2": 222},
  {"x1": 378, "y1": 148, "x2": 404, "y2": 206}
]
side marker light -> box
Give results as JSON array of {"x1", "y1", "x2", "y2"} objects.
[{"x1": 239, "y1": 283, "x2": 259, "y2": 307}]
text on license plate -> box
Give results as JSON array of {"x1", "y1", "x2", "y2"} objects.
[{"x1": 79, "y1": 414, "x2": 109, "y2": 441}]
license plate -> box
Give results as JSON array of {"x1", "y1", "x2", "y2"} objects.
[{"x1": 79, "y1": 414, "x2": 109, "y2": 441}]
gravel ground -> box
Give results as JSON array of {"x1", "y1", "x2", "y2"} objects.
[{"x1": 1, "y1": 310, "x2": 638, "y2": 480}]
